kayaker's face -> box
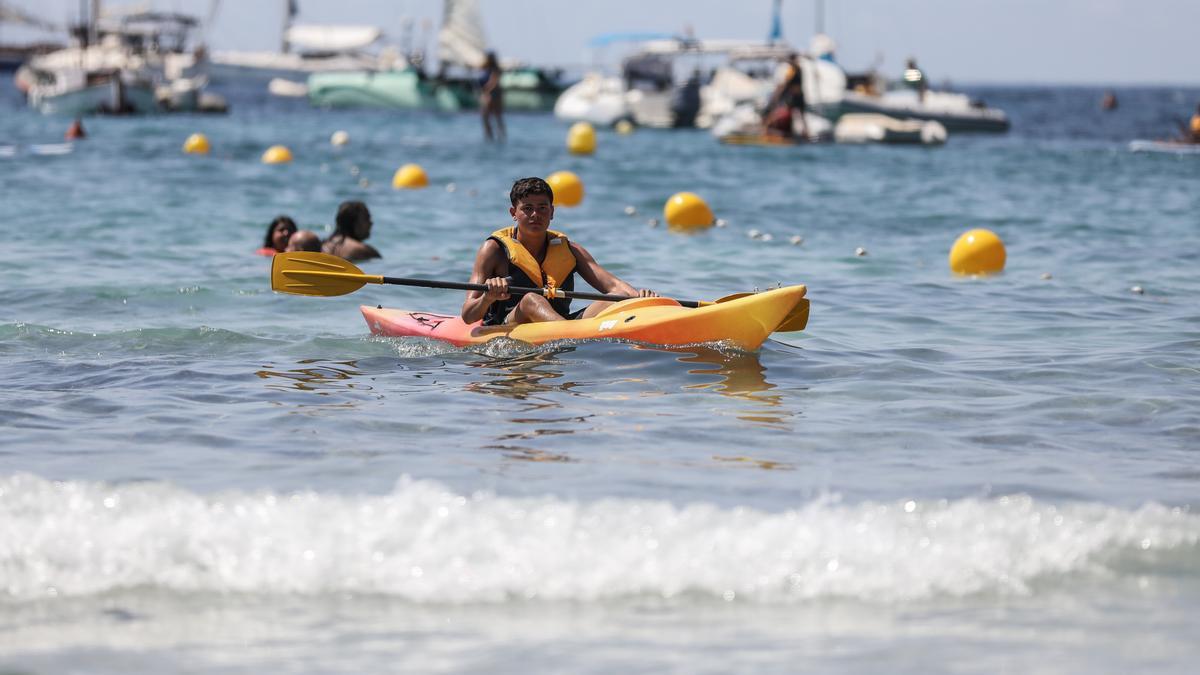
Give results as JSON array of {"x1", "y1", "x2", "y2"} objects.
[{"x1": 511, "y1": 194, "x2": 554, "y2": 235}]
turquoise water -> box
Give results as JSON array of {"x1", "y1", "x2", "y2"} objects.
[{"x1": 3, "y1": 78, "x2": 1200, "y2": 672}]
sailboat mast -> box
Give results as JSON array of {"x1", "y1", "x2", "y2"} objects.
[
  {"x1": 282, "y1": 0, "x2": 296, "y2": 53},
  {"x1": 815, "y1": 0, "x2": 825, "y2": 35}
]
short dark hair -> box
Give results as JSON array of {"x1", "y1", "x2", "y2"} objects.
[
  {"x1": 334, "y1": 201, "x2": 370, "y2": 236},
  {"x1": 264, "y1": 215, "x2": 297, "y2": 247},
  {"x1": 510, "y1": 177, "x2": 553, "y2": 206}
]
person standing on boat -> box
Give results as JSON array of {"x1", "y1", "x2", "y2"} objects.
[
  {"x1": 903, "y1": 57, "x2": 927, "y2": 102},
  {"x1": 479, "y1": 51, "x2": 506, "y2": 142},
  {"x1": 322, "y1": 201, "x2": 381, "y2": 262},
  {"x1": 763, "y1": 53, "x2": 809, "y2": 140},
  {"x1": 462, "y1": 177, "x2": 654, "y2": 326}
]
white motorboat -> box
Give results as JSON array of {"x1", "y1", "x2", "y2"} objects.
[
  {"x1": 838, "y1": 87, "x2": 1009, "y2": 132},
  {"x1": 555, "y1": 37, "x2": 846, "y2": 129},
  {"x1": 17, "y1": 7, "x2": 225, "y2": 115},
  {"x1": 210, "y1": 24, "x2": 395, "y2": 82}
]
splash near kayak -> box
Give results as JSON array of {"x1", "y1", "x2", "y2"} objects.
[{"x1": 362, "y1": 285, "x2": 809, "y2": 351}]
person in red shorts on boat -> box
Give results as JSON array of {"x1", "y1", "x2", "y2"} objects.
[
  {"x1": 762, "y1": 52, "x2": 809, "y2": 141},
  {"x1": 461, "y1": 177, "x2": 656, "y2": 326},
  {"x1": 257, "y1": 215, "x2": 297, "y2": 256}
]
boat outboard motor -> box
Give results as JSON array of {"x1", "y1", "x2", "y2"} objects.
[{"x1": 670, "y1": 70, "x2": 702, "y2": 128}]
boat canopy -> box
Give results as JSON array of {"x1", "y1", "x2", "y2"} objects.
[
  {"x1": 285, "y1": 25, "x2": 381, "y2": 53},
  {"x1": 587, "y1": 32, "x2": 679, "y2": 48}
]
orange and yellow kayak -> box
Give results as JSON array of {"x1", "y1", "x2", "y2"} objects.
[{"x1": 361, "y1": 285, "x2": 808, "y2": 351}]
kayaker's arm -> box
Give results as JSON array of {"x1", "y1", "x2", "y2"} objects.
[
  {"x1": 570, "y1": 242, "x2": 653, "y2": 298},
  {"x1": 461, "y1": 240, "x2": 509, "y2": 324}
]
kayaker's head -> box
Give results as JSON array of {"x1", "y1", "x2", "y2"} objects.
[
  {"x1": 264, "y1": 215, "x2": 297, "y2": 252},
  {"x1": 509, "y1": 177, "x2": 554, "y2": 238},
  {"x1": 335, "y1": 200, "x2": 372, "y2": 241}
]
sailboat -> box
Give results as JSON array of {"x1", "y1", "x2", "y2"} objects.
[{"x1": 306, "y1": 0, "x2": 564, "y2": 111}]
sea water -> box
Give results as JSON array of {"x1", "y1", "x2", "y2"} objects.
[{"x1": 2, "y1": 77, "x2": 1199, "y2": 672}]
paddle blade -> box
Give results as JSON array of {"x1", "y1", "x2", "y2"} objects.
[{"x1": 271, "y1": 251, "x2": 373, "y2": 297}]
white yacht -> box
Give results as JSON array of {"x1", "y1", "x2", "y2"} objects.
[{"x1": 554, "y1": 36, "x2": 846, "y2": 129}]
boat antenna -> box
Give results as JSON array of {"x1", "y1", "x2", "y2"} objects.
[{"x1": 768, "y1": 0, "x2": 783, "y2": 45}]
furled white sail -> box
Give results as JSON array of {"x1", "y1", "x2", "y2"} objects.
[{"x1": 437, "y1": 0, "x2": 487, "y2": 67}]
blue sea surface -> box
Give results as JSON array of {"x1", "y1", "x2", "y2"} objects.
[{"x1": 2, "y1": 76, "x2": 1199, "y2": 673}]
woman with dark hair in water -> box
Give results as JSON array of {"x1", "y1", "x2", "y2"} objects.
[{"x1": 257, "y1": 215, "x2": 297, "y2": 256}]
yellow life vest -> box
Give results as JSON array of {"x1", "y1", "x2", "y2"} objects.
[{"x1": 488, "y1": 226, "x2": 577, "y2": 290}]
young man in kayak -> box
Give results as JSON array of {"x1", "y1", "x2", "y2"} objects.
[{"x1": 461, "y1": 177, "x2": 655, "y2": 326}]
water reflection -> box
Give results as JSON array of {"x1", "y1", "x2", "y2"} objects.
[
  {"x1": 659, "y1": 345, "x2": 794, "y2": 426},
  {"x1": 255, "y1": 359, "x2": 374, "y2": 396}
]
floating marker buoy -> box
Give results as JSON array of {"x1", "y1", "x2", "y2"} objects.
[
  {"x1": 615, "y1": 119, "x2": 634, "y2": 135},
  {"x1": 949, "y1": 228, "x2": 1006, "y2": 275},
  {"x1": 262, "y1": 145, "x2": 293, "y2": 164},
  {"x1": 789, "y1": 235, "x2": 804, "y2": 246},
  {"x1": 566, "y1": 122, "x2": 596, "y2": 155},
  {"x1": 623, "y1": 205, "x2": 637, "y2": 216},
  {"x1": 392, "y1": 163, "x2": 429, "y2": 189},
  {"x1": 546, "y1": 170, "x2": 584, "y2": 206},
  {"x1": 331, "y1": 130, "x2": 350, "y2": 146},
  {"x1": 663, "y1": 192, "x2": 714, "y2": 230},
  {"x1": 183, "y1": 133, "x2": 210, "y2": 155}
]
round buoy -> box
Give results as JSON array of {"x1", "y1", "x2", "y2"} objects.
[
  {"x1": 663, "y1": 192, "x2": 714, "y2": 230},
  {"x1": 392, "y1": 163, "x2": 429, "y2": 189},
  {"x1": 183, "y1": 133, "x2": 210, "y2": 155},
  {"x1": 546, "y1": 170, "x2": 584, "y2": 207},
  {"x1": 614, "y1": 119, "x2": 634, "y2": 135},
  {"x1": 262, "y1": 145, "x2": 293, "y2": 164},
  {"x1": 566, "y1": 122, "x2": 596, "y2": 155},
  {"x1": 331, "y1": 130, "x2": 350, "y2": 146},
  {"x1": 949, "y1": 228, "x2": 1006, "y2": 275}
]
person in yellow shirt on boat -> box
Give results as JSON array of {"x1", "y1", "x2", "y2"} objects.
[{"x1": 462, "y1": 177, "x2": 656, "y2": 326}]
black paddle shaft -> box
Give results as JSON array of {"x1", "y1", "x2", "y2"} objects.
[{"x1": 380, "y1": 276, "x2": 700, "y2": 308}]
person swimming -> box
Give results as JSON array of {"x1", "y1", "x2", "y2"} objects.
[
  {"x1": 322, "y1": 201, "x2": 381, "y2": 262},
  {"x1": 257, "y1": 215, "x2": 297, "y2": 256},
  {"x1": 285, "y1": 229, "x2": 322, "y2": 252}
]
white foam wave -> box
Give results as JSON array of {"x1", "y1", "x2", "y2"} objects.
[{"x1": 2, "y1": 474, "x2": 1196, "y2": 604}]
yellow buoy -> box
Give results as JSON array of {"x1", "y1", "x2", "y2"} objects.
[
  {"x1": 949, "y1": 228, "x2": 1006, "y2": 275},
  {"x1": 546, "y1": 170, "x2": 584, "y2": 207},
  {"x1": 182, "y1": 133, "x2": 210, "y2": 155},
  {"x1": 614, "y1": 119, "x2": 634, "y2": 135},
  {"x1": 331, "y1": 130, "x2": 350, "y2": 146},
  {"x1": 392, "y1": 163, "x2": 429, "y2": 189},
  {"x1": 262, "y1": 145, "x2": 293, "y2": 164},
  {"x1": 663, "y1": 192, "x2": 714, "y2": 230},
  {"x1": 566, "y1": 121, "x2": 596, "y2": 155}
]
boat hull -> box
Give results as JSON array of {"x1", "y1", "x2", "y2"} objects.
[
  {"x1": 361, "y1": 285, "x2": 808, "y2": 352},
  {"x1": 838, "y1": 90, "x2": 1009, "y2": 133}
]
